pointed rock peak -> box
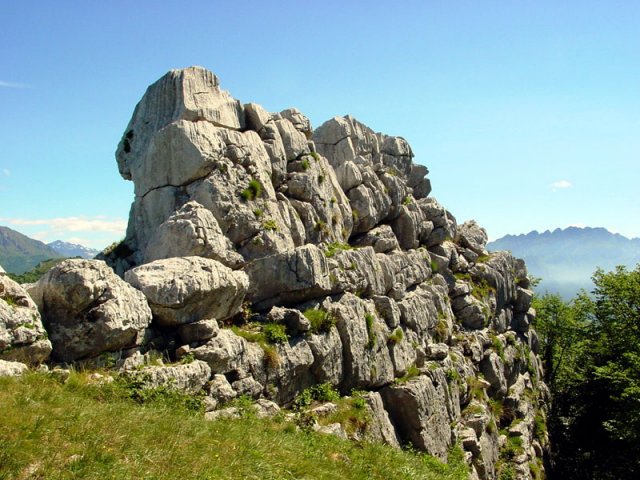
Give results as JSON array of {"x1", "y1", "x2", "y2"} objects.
[{"x1": 116, "y1": 66, "x2": 245, "y2": 181}]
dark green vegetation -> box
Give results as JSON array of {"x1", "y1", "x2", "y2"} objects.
[
  {"x1": 0, "y1": 373, "x2": 468, "y2": 480},
  {"x1": 6, "y1": 258, "x2": 67, "y2": 284},
  {"x1": 533, "y1": 264, "x2": 640, "y2": 479},
  {"x1": 0, "y1": 226, "x2": 63, "y2": 274},
  {"x1": 488, "y1": 226, "x2": 640, "y2": 299}
]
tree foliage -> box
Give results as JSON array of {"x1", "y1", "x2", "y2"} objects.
[{"x1": 535, "y1": 265, "x2": 640, "y2": 479}]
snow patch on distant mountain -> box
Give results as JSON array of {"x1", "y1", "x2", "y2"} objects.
[{"x1": 48, "y1": 240, "x2": 99, "y2": 259}]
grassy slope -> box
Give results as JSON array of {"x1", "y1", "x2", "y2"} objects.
[{"x1": 0, "y1": 373, "x2": 468, "y2": 480}]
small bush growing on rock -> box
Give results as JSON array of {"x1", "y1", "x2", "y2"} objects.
[
  {"x1": 309, "y1": 151, "x2": 320, "y2": 161},
  {"x1": 430, "y1": 260, "x2": 439, "y2": 273},
  {"x1": 263, "y1": 323, "x2": 289, "y2": 344},
  {"x1": 387, "y1": 327, "x2": 404, "y2": 345},
  {"x1": 301, "y1": 158, "x2": 310, "y2": 170},
  {"x1": 263, "y1": 219, "x2": 278, "y2": 231},
  {"x1": 240, "y1": 178, "x2": 262, "y2": 201},
  {"x1": 293, "y1": 382, "x2": 340, "y2": 409},
  {"x1": 396, "y1": 364, "x2": 420, "y2": 383},
  {"x1": 365, "y1": 313, "x2": 377, "y2": 349},
  {"x1": 324, "y1": 242, "x2": 353, "y2": 258},
  {"x1": 471, "y1": 278, "x2": 496, "y2": 301},
  {"x1": 253, "y1": 208, "x2": 263, "y2": 218},
  {"x1": 303, "y1": 308, "x2": 336, "y2": 334},
  {"x1": 402, "y1": 195, "x2": 412, "y2": 205}
]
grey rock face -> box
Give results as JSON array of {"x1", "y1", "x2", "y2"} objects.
[
  {"x1": 381, "y1": 375, "x2": 453, "y2": 460},
  {"x1": 1, "y1": 275, "x2": 51, "y2": 364},
  {"x1": 92, "y1": 66, "x2": 549, "y2": 478},
  {"x1": 28, "y1": 260, "x2": 151, "y2": 362},
  {"x1": 125, "y1": 256, "x2": 248, "y2": 327},
  {"x1": 0, "y1": 359, "x2": 29, "y2": 377},
  {"x1": 127, "y1": 360, "x2": 211, "y2": 393},
  {"x1": 143, "y1": 201, "x2": 244, "y2": 267},
  {"x1": 243, "y1": 245, "x2": 332, "y2": 308}
]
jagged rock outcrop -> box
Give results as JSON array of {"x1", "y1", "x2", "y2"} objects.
[
  {"x1": 28, "y1": 259, "x2": 152, "y2": 362},
  {"x1": 11, "y1": 67, "x2": 548, "y2": 479}
]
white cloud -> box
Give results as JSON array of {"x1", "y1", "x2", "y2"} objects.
[
  {"x1": 550, "y1": 180, "x2": 572, "y2": 191},
  {"x1": 0, "y1": 216, "x2": 127, "y2": 235},
  {"x1": 2, "y1": 168, "x2": 10, "y2": 177},
  {"x1": 0, "y1": 80, "x2": 29, "y2": 89}
]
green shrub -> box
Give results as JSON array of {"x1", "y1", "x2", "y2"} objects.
[
  {"x1": 263, "y1": 219, "x2": 278, "y2": 231},
  {"x1": 263, "y1": 323, "x2": 289, "y2": 344},
  {"x1": 303, "y1": 308, "x2": 336, "y2": 334},
  {"x1": 253, "y1": 208, "x2": 263, "y2": 218},
  {"x1": 294, "y1": 382, "x2": 340, "y2": 409},
  {"x1": 396, "y1": 364, "x2": 420, "y2": 383},
  {"x1": 324, "y1": 242, "x2": 353, "y2": 258},
  {"x1": 240, "y1": 178, "x2": 263, "y2": 201},
  {"x1": 309, "y1": 151, "x2": 320, "y2": 161},
  {"x1": 388, "y1": 327, "x2": 404, "y2": 345},
  {"x1": 301, "y1": 158, "x2": 310, "y2": 170},
  {"x1": 402, "y1": 195, "x2": 412, "y2": 205}
]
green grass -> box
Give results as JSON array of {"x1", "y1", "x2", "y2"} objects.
[
  {"x1": 387, "y1": 327, "x2": 404, "y2": 345},
  {"x1": 324, "y1": 241, "x2": 353, "y2": 258},
  {"x1": 365, "y1": 313, "x2": 377, "y2": 349},
  {"x1": 303, "y1": 308, "x2": 336, "y2": 334},
  {"x1": 0, "y1": 373, "x2": 468, "y2": 479},
  {"x1": 240, "y1": 178, "x2": 263, "y2": 201}
]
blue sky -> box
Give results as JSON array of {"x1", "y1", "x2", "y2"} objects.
[{"x1": 1, "y1": 0, "x2": 639, "y2": 248}]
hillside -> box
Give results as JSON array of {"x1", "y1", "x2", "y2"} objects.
[
  {"x1": 0, "y1": 226, "x2": 62, "y2": 274},
  {"x1": 488, "y1": 227, "x2": 640, "y2": 298},
  {"x1": 48, "y1": 240, "x2": 99, "y2": 259}
]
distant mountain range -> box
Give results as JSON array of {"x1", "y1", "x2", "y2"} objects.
[
  {"x1": 47, "y1": 240, "x2": 99, "y2": 260},
  {"x1": 0, "y1": 226, "x2": 98, "y2": 274},
  {"x1": 488, "y1": 227, "x2": 640, "y2": 299}
]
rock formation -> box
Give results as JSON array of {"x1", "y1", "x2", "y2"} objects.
[{"x1": 2, "y1": 66, "x2": 549, "y2": 479}]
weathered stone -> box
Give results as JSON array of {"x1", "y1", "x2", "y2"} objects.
[
  {"x1": 177, "y1": 319, "x2": 220, "y2": 345},
  {"x1": 333, "y1": 294, "x2": 394, "y2": 390},
  {"x1": 207, "y1": 373, "x2": 237, "y2": 403},
  {"x1": 266, "y1": 306, "x2": 310, "y2": 334},
  {"x1": 243, "y1": 245, "x2": 332, "y2": 307},
  {"x1": 0, "y1": 359, "x2": 28, "y2": 377},
  {"x1": 381, "y1": 375, "x2": 452, "y2": 460},
  {"x1": 1, "y1": 275, "x2": 51, "y2": 364},
  {"x1": 128, "y1": 360, "x2": 211, "y2": 393},
  {"x1": 457, "y1": 220, "x2": 488, "y2": 255},
  {"x1": 125, "y1": 257, "x2": 248, "y2": 327},
  {"x1": 117, "y1": 66, "x2": 245, "y2": 181},
  {"x1": 352, "y1": 225, "x2": 399, "y2": 253},
  {"x1": 143, "y1": 201, "x2": 244, "y2": 267},
  {"x1": 28, "y1": 259, "x2": 151, "y2": 362},
  {"x1": 362, "y1": 391, "x2": 401, "y2": 448}
]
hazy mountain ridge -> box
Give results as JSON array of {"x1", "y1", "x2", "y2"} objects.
[
  {"x1": 488, "y1": 226, "x2": 640, "y2": 298},
  {"x1": 0, "y1": 226, "x2": 63, "y2": 274},
  {"x1": 48, "y1": 240, "x2": 99, "y2": 259}
]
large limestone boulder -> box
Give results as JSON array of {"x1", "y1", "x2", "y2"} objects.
[
  {"x1": 143, "y1": 201, "x2": 244, "y2": 267},
  {"x1": 1, "y1": 274, "x2": 51, "y2": 364},
  {"x1": 125, "y1": 257, "x2": 248, "y2": 327},
  {"x1": 126, "y1": 359, "x2": 211, "y2": 393},
  {"x1": 0, "y1": 359, "x2": 29, "y2": 377},
  {"x1": 243, "y1": 245, "x2": 332, "y2": 308},
  {"x1": 28, "y1": 259, "x2": 152, "y2": 362}
]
